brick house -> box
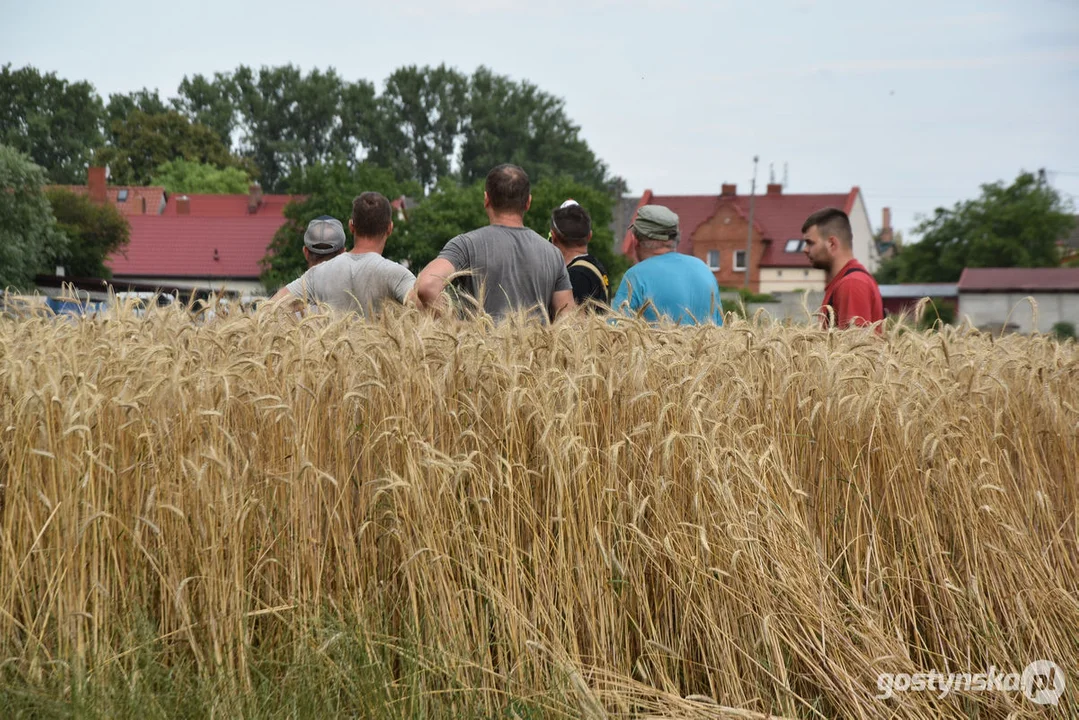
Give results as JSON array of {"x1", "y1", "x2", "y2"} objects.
[{"x1": 619, "y1": 183, "x2": 879, "y2": 293}]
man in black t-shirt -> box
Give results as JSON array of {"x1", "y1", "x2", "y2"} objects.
[{"x1": 549, "y1": 199, "x2": 609, "y2": 310}]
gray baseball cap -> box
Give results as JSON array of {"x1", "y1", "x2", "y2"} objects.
[
  {"x1": 632, "y1": 205, "x2": 680, "y2": 241},
  {"x1": 304, "y1": 216, "x2": 346, "y2": 255}
]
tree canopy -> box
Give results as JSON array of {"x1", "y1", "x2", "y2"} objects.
[
  {"x1": 876, "y1": 172, "x2": 1075, "y2": 284},
  {"x1": 0, "y1": 145, "x2": 68, "y2": 290},
  {"x1": 46, "y1": 188, "x2": 130, "y2": 278},
  {"x1": 151, "y1": 159, "x2": 252, "y2": 194}
]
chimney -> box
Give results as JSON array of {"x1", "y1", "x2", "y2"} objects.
[
  {"x1": 177, "y1": 195, "x2": 191, "y2": 216},
  {"x1": 248, "y1": 182, "x2": 263, "y2": 214},
  {"x1": 766, "y1": 183, "x2": 782, "y2": 196},
  {"x1": 880, "y1": 207, "x2": 894, "y2": 244},
  {"x1": 88, "y1": 167, "x2": 107, "y2": 204},
  {"x1": 721, "y1": 183, "x2": 737, "y2": 197}
]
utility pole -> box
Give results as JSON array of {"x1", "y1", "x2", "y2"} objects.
[{"x1": 745, "y1": 156, "x2": 759, "y2": 289}]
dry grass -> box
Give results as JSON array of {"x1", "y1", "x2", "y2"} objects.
[{"x1": 0, "y1": 305, "x2": 1076, "y2": 718}]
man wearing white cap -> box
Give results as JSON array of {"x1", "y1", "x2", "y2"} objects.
[{"x1": 271, "y1": 192, "x2": 415, "y2": 316}]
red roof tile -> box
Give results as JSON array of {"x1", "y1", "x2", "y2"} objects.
[
  {"x1": 161, "y1": 193, "x2": 296, "y2": 217},
  {"x1": 957, "y1": 268, "x2": 1079, "y2": 292},
  {"x1": 620, "y1": 188, "x2": 858, "y2": 268},
  {"x1": 47, "y1": 185, "x2": 168, "y2": 216},
  {"x1": 107, "y1": 215, "x2": 287, "y2": 278}
]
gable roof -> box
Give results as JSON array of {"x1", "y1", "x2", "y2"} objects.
[
  {"x1": 957, "y1": 268, "x2": 1079, "y2": 292},
  {"x1": 108, "y1": 215, "x2": 287, "y2": 279},
  {"x1": 620, "y1": 188, "x2": 859, "y2": 268}
]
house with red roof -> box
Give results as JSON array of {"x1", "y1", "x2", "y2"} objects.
[
  {"x1": 50, "y1": 168, "x2": 294, "y2": 296},
  {"x1": 619, "y1": 182, "x2": 880, "y2": 293},
  {"x1": 957, "y1": 268, "x2": 1079, "y2": 334}
]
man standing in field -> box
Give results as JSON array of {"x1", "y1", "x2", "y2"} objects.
[
  {"x1": 271, "y1": 192, "x2": 415, "y2": 316},
  {"x1": 413, "y1": 164, "x2": 575, "y2": 322},
  {"x1": 549, "y1": 199, "x2": 609, "y2": 310},
  {"x1": 801, "y1": 207, "x2": 883, "y2": 329},
  {"x1": 302, "y1": 216, "x2": 347, "y2": 268},
  {"x1": 611, "y1": 205, "x2": 723, "y2": 325}
]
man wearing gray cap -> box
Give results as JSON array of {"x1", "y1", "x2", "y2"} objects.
[
  {"x1": 303, "y1": 216, "x2": 346, "y2": 268},
  {"x1": 271, "y1": 192, "x2": 415, "y2": 315},
  {"x1": 611, "y1": 205, "x2": 723, "y2": 325}
]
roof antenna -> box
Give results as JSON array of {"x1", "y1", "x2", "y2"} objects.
[
  {"x1": 783, "y1": 162, "x2": 789, "y2": 188},
  {"x1": 769, "y1": 163, "x2": 775, "y2": 185}
]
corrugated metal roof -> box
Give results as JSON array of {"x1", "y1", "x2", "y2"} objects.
[
  {"x1": 879, "y1": 283, "x2": 958, "y2": 298},
  {"x1": 958, "y1": 268, "x2": 1079, "y2": 292}
]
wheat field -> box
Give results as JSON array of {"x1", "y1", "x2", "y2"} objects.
[{"x1": 0, "y1": 305, "x2": 1076, "y2": 719}]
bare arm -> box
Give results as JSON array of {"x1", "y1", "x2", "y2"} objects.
[
  {"x1": 551, "y1": 289, "x2": 576, "y2": 321},
  {"x1": 415, "y1": 258, "x2": 456, "y2": 311},
  {"x1": 269, "y1": 286, "x2": 304, "y2": 313}
]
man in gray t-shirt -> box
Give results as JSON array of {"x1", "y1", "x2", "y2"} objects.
[
  {"x1": 271, "y1": 192, "x2": 415, "y2": 316},
  {"x1": 414, "y1": 164, "x2": 574, "y2": 322}
]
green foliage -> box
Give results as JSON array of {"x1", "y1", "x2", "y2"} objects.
[
  {"x1": 0, "y1": 145, "x2": 68, "y2": 290},
  {"x1": 45, "y1": 188, "x2": 130, "y2": 278},
  {"x1": 459, "y1": 66, "x2": 610, "y2": 190},
  {"x1": 105, "y1": 88, "x2": 168, "y2": 125},
  {"x1": 368, "y1": 64, "x2": 468, "y2": 191},
  {"x1": 0, "y1": 64, "x2": 104, "y2": 183},
  {"x1": 260, "y1": 163, "x2": 419, "y2": 291},
  {"x1": 96, "y1": 110, "x2": 247, "y2": 186},
  {"x1": 875, "y1": 172, "x2": 1075, "y2": 283},
  {"x1": 1052, "y1": 321, "x2": 1076, "y2": 340},
  {"x1": 230, "y1": 64, "x2": 379, "y2": 193},
  {"x1": 720, "y1": 286, "x2": 779, "y2": 303},
  {"x1": 151, "y1": 159, "x2": 251, "y2": 194}
]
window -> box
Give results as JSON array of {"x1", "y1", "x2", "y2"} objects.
[
  {"x1": 777, "y1": 270, "x2": 783, "y2": 277},
  {"x1": 706, "y1": 250, "x2": 720, "y2": 270},
  {"x1": 733, "y1": 250, "x2": 747, "y2": 271},
  {"x1": 803, "y1": 270, "x2": 810, "y2": 278},
  {"x1": 117, "y1": 189, "x2": 129, "y2": 202},
  {"x1": 784, "y1": 238, "x2": 803, "y2": 253}
]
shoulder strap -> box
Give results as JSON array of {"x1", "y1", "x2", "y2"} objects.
[{"x1": 569, "y1": 258, "x2": 609, "y2": 290}]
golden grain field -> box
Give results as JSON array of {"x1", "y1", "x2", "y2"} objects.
[{"x1": 0, "y1": 306, "x2": 1076, "y2": 719}]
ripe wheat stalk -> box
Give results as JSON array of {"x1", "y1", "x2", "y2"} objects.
[{"x1": 0, "y1": 305, "x2": 1075, "y2": 718}]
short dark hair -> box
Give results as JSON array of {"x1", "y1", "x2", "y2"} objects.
[
  {"x1": 801, "y1": 207, "x2": 853, "y2": 249},
  {"x1": 351, "y1": 192, "x2": 392, "y2": 237},
  {"x1": 550, "y1": 203, "x2": 592, "y2": 246},
  {"x1": 485, "y1": 164, "x2": 530, "y2": 214}
]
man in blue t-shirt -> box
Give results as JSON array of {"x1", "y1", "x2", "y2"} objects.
[{"x1": 612, "y1": 204, "x2": 723, "y2": 325}]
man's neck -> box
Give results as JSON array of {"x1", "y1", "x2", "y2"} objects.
[
  {"x1": 557, "y1": 245, "x2": 588, "y2": 266},
  {"x1": 487, "y1": 212, "x2": 525, "y2": 228},
  {"x1": 828, "y1": 254, "x2": 856, "y2": 279},
  {"x1": 639, "y1": 247, "x2": 675, "y2": 261},
  {"x1": 350, "y1": 236, "x2": 386, "y2": 255}
]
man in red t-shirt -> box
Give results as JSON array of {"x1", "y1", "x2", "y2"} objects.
[{"x1": 802, "y1": 207, "x2": 883, "y2": 329}]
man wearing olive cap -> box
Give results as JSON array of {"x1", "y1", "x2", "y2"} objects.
[{"x1": 611, "y1": 204, "x2": 723, "y2": 325}]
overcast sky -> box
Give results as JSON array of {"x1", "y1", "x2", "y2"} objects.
[{"x1": 3, "y1": 0, "x2": 1077, "y2": 238}]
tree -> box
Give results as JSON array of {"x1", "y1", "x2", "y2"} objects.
[
  {"x1": 232, "y1": 65, "x2": 379, "y2": 193},
  {"x1": 105, "y1": 89, "x2": 169, "y2": 126},
  {"x1": 45, "y1": 189, "x2": 130, "y2": 278},
  {"x1": 367, "y1": 65, "x2": 468, "y2": 191},
  {"x1": 0, "y1": 145, "x2": 68, "y2": 290},
  {"x1": 151, "y1": 159, "x2": 251, "y2": 194},
  {"x1": 458, "y1": 67, "x2": 611, "y2": 191},
  {"x1": 260, "y1": 163, "x2": 419, "y2": 290},
  {"x1": 0, "y1": 64, "x2": 104, "y2": 184},
  {"x1": 875, "y1": 172, "x2": 1076, "y2": 284},
  {"x1": 175, "y1": 72, "x2": 239, "y2": 147},
  {"x1": 95, "y1": 110, "x2": 245, "y2": 186}
]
